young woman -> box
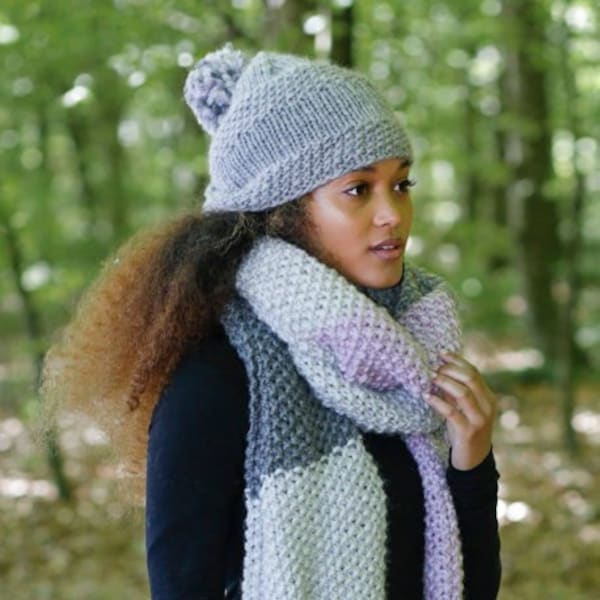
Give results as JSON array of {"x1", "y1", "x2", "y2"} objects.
[{"x1": 40, "y1": 43, "x2": 501, "y2": 599}]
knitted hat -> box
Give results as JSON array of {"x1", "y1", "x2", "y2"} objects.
[{"x1": 183, "y1": 42, "x2": 412, "y2": 213}]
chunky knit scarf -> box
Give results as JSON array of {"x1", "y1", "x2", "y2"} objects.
[{"x1": 220, "y1": 236, "x2": 465, "y2": 600}]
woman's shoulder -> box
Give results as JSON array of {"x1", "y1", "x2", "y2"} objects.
[
  {"x1": 149, "y1": 324, "x2": 249, "y2": 433},
  {"x1": 184, "y1": 322, "x2": 247, "y2": 376}
]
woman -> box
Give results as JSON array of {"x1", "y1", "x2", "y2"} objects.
[{"x1": 40, "y1": 43, "x2": 501, "y2": 599}]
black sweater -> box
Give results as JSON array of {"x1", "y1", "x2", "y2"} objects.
[{"x1": 145, "y1": 328, "x2": 501, "y2": 599}]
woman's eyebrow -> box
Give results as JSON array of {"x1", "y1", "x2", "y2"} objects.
[{"x1": 350, "y1": 158, "x2": 412, "y2": 173}]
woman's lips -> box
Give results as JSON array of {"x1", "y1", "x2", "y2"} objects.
[
  {"x1": 370, "y1": 246, "x2": 403, "y2": 260},
  {"x1": 369, "y1": 239, "x2": 405, "y2": 260}
]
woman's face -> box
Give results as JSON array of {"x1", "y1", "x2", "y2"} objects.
[{"x1": 303, "y1": 156, "x2": 414, "y2": 289}]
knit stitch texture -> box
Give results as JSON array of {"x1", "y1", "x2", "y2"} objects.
[
  {"x1": 183, "y1": 43, "x2": 412, "y2": 213},
  {"x1": 220, "y1": 236, "x2": 465, "y2": 599}
]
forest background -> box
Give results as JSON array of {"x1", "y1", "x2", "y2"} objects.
[{"x1": 1, "y1": 0, "x2": 599, "y2": 598}]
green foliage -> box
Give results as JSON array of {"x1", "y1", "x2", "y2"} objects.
[
  {"x1": 1, "y1": 0, "x2": 599, "y2": 597},
  {"x1": 1, "y1": 0, "x2": 598, "y2": 362}
]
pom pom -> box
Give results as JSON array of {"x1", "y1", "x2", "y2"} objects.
[{"x1": 183, "y1": 42, "x2": 249, "y2": 136}]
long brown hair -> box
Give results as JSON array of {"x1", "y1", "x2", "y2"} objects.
[{"x1": 37, "y1": 197, "x2": 315, "y2": 504}]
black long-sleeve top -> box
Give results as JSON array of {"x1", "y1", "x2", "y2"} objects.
[{"x1": 145, "y1": 326, "x2": 501, "y2": 599}]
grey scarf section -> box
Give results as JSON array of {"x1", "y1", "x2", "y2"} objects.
[{"x1": 220, "y1": 236, "x2": 464, "y2": 599}]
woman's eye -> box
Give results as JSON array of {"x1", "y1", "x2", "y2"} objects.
[
  {"x1": 345, "y1": 183, "x2": 369, "y2": 197},
  {"x1": 344, "y1": 178, "x2": 417, "y2": 198},
  {"x1": 395, "y1": 178, "x2": 417, "y2": 193}
]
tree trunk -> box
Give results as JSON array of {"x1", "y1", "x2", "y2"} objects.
[
  {"x1": 330, "y1": 2, "x2": 354, "y2": 67},
  {"x1": 464, "y1": 82, "x2": 481, "y2": 222},
  {"x1": 491, "y1": 130, "x2": 508, "y2": 228},
  {"x1": 554, "y1": 8, "x2": 586, "y2": 456},
  {"x1": 97, "y1": 81, "x2": 129, "y2": 242},
  {"x1": 500, "y1": 0, "x2": 563, "y2": 362},
  {"x1": 0, "y1": 205, "x2": 72, "y2": 501},
  {"x1": 261, "y1": 0, "x2": 315, "y2": 53},
  {"x1": 65, "y1": 110, "x2": 99, "y2": 233}
]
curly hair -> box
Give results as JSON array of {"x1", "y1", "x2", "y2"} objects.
[{"x1": 37, "y1": 197, "x2": 316, "y2": 505}]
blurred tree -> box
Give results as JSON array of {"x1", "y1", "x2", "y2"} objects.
[
  {"x1": 330, "y1": 0, "x2": 354, "y2": 67},
  {"x1": 500, "y1": 0, "x2": 563, "y2": 362},
  {"x1": 553, "y1": 1, "x2": 588, "y2": 455},
  {"x1": 1, "y1": 0, "x2": 598, "y2": 488},
  {"x1": 0, "y1": 205, "x2": 71, "y2": 500},
  {"x1": 263, "y1": 0, "x2": 316, "y2": 52}
]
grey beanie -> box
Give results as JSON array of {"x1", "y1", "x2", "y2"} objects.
[{"x1": 183, "y1": 42, "x2": 412, "y2": 213}]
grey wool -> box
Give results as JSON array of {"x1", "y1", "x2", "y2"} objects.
[
  {"x1": 181, "y1": 43, "x2": 466, "y2": 599},
  {"x1": 183, "y1": 42, "x2": 413, "y2": 213},
  {"x1": 219, "y1": 237, "x2": 464, "y2": 599}
]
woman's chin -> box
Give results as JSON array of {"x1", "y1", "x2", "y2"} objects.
[{"x1": 348, "y1": 262, "x2": 404, "y2": 290}]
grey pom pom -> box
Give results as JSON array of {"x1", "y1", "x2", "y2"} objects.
[{"x1": 183, "y1": 42, "x2": 248, "y2": 136}]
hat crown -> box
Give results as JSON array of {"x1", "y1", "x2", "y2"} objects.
[{"x1": 184, "y1": 44, "x2": 412, "y2": 213}]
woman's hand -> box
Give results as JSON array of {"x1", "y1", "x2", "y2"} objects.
[{"x1": 425, "y1": 351, "x2": 497, "y2": 470}]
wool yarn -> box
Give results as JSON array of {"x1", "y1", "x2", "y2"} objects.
[
  {"x1": 220, "y1": 236, "x2": 465, "y2": 599},
  {"x1": 183, "y1": 43, "x2": 412, "y2": 213}
]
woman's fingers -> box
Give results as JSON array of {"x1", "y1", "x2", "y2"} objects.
[
  {"x1": 427, "y1": 352, "x2": 497, "y2": 470},
  {"x1": 430, "y1": 373, "x2": 485, "y2": 426},
  {"x1": 439, "y1": 352, "x2": 483, "y2": 391},
  {"x1": 437, "y1": 352, "x2": 495, "y2": 417},
  {"x1": 425, "y1": 392, "x2": 468, "y2": 426}
]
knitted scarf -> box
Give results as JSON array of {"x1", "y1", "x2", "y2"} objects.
[{"x1": 220, "y1": 236, "x2": 465, "y2": 600}]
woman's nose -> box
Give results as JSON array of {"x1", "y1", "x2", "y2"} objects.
[{"x1": 373, "y1": 192, "x2": 404, "y2": 227}]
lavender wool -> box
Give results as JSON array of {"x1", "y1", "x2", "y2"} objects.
[
  {"x1": 220, "y1": 236, "x2": 465, "y2": 599},
  {"x1": 184, "y1": 41, "x2": 467, "y2": 599}
]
